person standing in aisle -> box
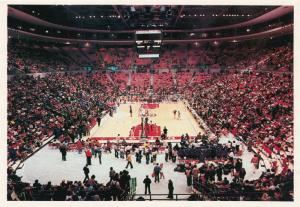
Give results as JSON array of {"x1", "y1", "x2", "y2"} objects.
[
  {"x1": 85, "y1": 148, "x2": 92, "y2": 165},
  {"x1": 125, "y1": 153, "x2": 133, "y2": 169},
  {"x1": 98, "y1": 146, "x2": 102, "y2": 164},
  {"x1": 109, "y1": 167, "x2": 116, "y2": 182},
  {"x1": 137, "y1": 146, "x2": 143, "y2": 163},
  {"x1": 145, "y1": 147, "x2": 150, "y2": 164},
  {"x1": 172, "y1": 149, "x2": 178, "y2": 163},
  {"x1": 83, "y1": 165, "x2": 90, "y2": 182},
  {"x1": 143, "y1": 175, "x2": 152, "y2": 195},
  {"x1": 168, "y1": 143, "x2": 173, "y2": 161},
  {"x1": 164, "y1": 146, "x2": 169, "y2": 162},
  {"x1": 97, "y1": 115, "x2": 101, "y2": 127},
  {"x1": 93, "y1": 145, "x2": 98, "y2": 158},
  {"x1": 59, "y1": 143, "x2": 67, "y2": 161},
  {"x1": 152, "y1": 150, "x2": 157, "y2": 164},
  {"x1": 167, "y1": 180, "x2": 174, "y2": 199},
  {"x1": 185, "y1": 166, "x2": 192, "y2": 186},
  {"x1": 114, "y1": 145, "x2": 119, "y2": 158},
  {"x1": 153, "y1": 163, "x2": 161, "y2": 183}
]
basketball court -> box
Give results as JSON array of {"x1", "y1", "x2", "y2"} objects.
[{"x1": 88, "y1": 101, "x2": 203, "y2": 142}]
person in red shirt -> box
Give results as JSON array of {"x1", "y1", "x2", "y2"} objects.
[
  {"x1": 251, "y1": 154, "x2": 259, "y2": 174},
  {"x1": 85, "y1": 148, "x2": 92, "y2": 165}
]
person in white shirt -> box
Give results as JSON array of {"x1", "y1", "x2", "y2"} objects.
[{"x1": 165, "y1": 147, "x2": 169, "y2": 162}]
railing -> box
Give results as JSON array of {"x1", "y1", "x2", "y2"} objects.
[{"x1": 131, "y1": 193, "x2": 194, "y2": 201}]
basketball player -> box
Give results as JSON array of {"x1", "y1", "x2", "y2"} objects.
[
  {"x1": 173, "y1": 110, "x2": 177, "y2": 119},
  {"x1": 129, "y1": 105, "x2": 132, "y2": 117},
  {"x1": 177, "y1": 111, "x2": 181, "y2": 120}
]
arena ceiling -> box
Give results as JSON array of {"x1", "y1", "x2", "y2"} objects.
[
  {"x1": 10, "y1": 5, "x2": 278, "y2": 30},
  {"x1": 7, "y1": 5, "x2": 293, "y2": 45}
]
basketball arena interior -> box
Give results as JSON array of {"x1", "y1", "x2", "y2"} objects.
[{"x1": 7, "y1": 5, "x2": 294, "y2": 201}]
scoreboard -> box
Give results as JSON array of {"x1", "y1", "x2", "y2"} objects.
[{"x1": 135, "y1": 30, "x2": 162, "y2": 58}]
